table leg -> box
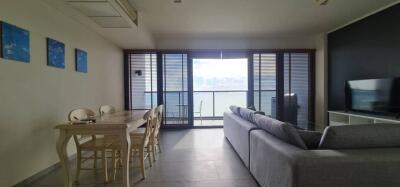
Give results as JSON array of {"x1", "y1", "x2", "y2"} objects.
[
  {"x1": 56, "y1": 130, "x2": 72, "y2": 187},
  {"x1": 120, "y1": 130, "x2": 131, "y2": 187}
]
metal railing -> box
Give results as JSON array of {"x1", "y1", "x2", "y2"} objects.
[{"x1": 141, "y1": 90, "x2": 276, "y2": 119}]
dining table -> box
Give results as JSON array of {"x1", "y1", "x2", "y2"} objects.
[{"x1": 54, "y1": 109, "x2": 148, "y2": 187}]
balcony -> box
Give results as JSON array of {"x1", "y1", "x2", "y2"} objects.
[{"x1": 142, "y1": 90, "x2": 276, "y2": 126}]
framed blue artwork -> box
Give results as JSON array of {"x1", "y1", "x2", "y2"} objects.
[
  {"x1": 0, "y1": 21, "x2": 30, "y2": 63},
  {"x1": 75, "y1": 48, "x2": 87, "y2": 73},
  {"x1": 47, "y1": 38, "x2": 65, "y2": 69}
]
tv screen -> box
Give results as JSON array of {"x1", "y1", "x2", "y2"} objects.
[{"x1": 346, "y1": 78, "x2": 400, "y2": 115}]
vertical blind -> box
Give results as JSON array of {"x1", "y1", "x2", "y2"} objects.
[
  {"x1": 253, "y1": 53, "x2": 276, "y2": 116},
  {"x1": 284, "y1": 53, "x2": 312, "y2": 129},
  {"x1": 162, "y1": 53, "x2": 189, "y2": 125},
  {"x1": 127, "y1": 53, "x2": 157, "y2": 109}
]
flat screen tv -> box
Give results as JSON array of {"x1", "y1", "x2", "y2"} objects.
[{"x1": 345, "y1": 77, "x2": 400, "y2": 117}]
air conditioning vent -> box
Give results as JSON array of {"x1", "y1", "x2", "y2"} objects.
[
  {"x1": 66, "y1": 0, "x2": 138, "y2": 28},
  {"x1": 115, "y1": 0, "x2": 138, "y2": 25}
]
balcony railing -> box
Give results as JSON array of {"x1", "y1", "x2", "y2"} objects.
[{"x1": 138, "y1": 90, "x2": 276, "y2": 119}]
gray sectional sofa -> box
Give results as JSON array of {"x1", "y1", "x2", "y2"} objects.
[{"x1": 224, "y1": 106, "x2": 400, "y2": 187}]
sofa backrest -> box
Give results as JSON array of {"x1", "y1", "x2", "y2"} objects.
[
  {"x1": 254, "y1": 114, "x2": 308, "y2": 149},
  {"x1": 229, "y1": 105, "x2": 257, "y2": 123},
  {"x1": 319, "y1": 124, "x2": 400, "y2": 149},
  {"x1": 238, "y1": 107, "x2": 257, "y2": 124},
  {"x1": 229, "y1": 105, "x2": 241, "y2": 116}
]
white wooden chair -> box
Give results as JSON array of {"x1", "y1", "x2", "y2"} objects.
[
  {"x1": 131, "y1": 105, "x2": 163, "y2": 161},
  {"x1": 99, "y1": 105, "x2": 116, "y2": 116},
  {"x1": 111, "y1": 108, "x2": 156, "y2": 180},
  {"x1": 68, "y1": 108, "x2": 112, "y2": 183}
]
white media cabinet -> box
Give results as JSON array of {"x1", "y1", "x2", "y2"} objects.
[{"x1": 328, "y1": 111, "x2": 400, "y2": 126}]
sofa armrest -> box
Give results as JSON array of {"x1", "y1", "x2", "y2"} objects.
[
  {"x1": 250, "y1": 129, "x2": 400, "y2": 187},
  {"x1": 295, "y1": 148, "x2": 400, "y2": 187},
  {"x1": 249, "y1": 129, "x2": 305, "y2": 187}
]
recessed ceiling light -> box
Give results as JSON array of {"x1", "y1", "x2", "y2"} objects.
[{"x1": 174, "y1": 0, "x2": 182, "y2": 3}]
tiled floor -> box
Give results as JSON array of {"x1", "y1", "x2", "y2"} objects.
[
  {"x1": 194, "y1": 119, "x2": 223, "y2": 126},
  {"x1": 30, "y1": 129, "x2": 258, "y2": 187}
]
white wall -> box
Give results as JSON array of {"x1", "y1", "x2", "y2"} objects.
[
  {"x1": 156, "y1": 35, "x2": 316, "y2": 49},
  {"x1": 314, "y1": 34, "x2": 328, "y2": 131},
  {"x1": 0, "y1": 0, "x2": 124, "y2": 186}
]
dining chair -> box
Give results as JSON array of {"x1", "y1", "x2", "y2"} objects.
[
  {"x1": 131, "y1": 105, "x2": 163, "y2": 161},
  {"x1": 68, "y1": 108, "x2": 112, "y2": 183},
  {"x1": 111, "y1": 108, "x2": 155, "y2": 180},
  {"x1": 99, "y1": 105, "x2": 120, "y2": 156},
  {"x1": 99, "y1": 105, "x2": 116, "y2": 116}
]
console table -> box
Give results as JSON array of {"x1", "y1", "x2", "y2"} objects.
[{"x1": 328, "y1": 111, "x2": 400, "y2": 126}]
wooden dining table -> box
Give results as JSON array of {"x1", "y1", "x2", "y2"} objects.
[{"x1": 54, "y1": 109, "x2": 148, "y2": 187}]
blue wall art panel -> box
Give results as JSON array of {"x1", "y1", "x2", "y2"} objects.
[
  {"x1": 0, "y1": 21, "x2": 30, "y2": 63},
  {"x1": 47, "y1": 38, "x2": 65, "y2": 69},
  {"x1": 75, "y1": 48, "x2": 87, "y2": 73}
]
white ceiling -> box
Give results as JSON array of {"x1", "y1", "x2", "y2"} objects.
[
  {"x1": 42, "y1": 0, "x2": 155, "y2": 49},
  {"x1": 44, "y1": 0, "x2": 399, "y2": 49},
  {"x1": 130, "y1": 0, "x2": 399, "y2": 39}
]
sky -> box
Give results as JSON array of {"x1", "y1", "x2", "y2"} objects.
[{"x1": 193, "y1": 58, "x2": 248, "y2": 91}]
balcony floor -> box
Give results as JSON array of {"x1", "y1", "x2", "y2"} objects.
[
  {"x1": 163, "y1": 118, "x2": 223, "y2": 127},
  {"x1": 194, "y1": 119, "x2": 223, "y2": 126}
]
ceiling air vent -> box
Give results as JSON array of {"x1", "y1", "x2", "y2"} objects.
[
  {"x1": 115, "y1": 0, "x2": 138, "y2": 26},
  {"x1": 66, "y1": 0, "x2": 138, "y2": 28}
]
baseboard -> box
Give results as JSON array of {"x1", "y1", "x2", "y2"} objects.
[{"x1": 12, "y1": 154, "x2": 76, "y2": 187}]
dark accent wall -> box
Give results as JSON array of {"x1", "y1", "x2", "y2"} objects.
[{"x1": 328, "y1": 3, "x2": 400, "y2": 110}]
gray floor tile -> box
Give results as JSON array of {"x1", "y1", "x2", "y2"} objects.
[{"x1": 29, "y1": 129, "x2": 258, "y2": 187}]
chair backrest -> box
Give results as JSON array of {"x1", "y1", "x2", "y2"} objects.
[
  {"x1": 142, "y1": 108, "x2": 156, "y2": 147},
  {"x1": 68, "y1": 108, "x2": 95, "y2": 121},
  {"x1": 152, "y1": 105, "x2": 164, "y2": 139},
  {"x1": 99, "y1": 105, "x2": 115, "y2": 116},
  {"x1": 68, "y1": 108, "x2": 96, "y2": 146}
]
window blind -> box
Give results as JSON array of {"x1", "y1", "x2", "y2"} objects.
[
  {"x1": 284, "y1": 52, "x2": 312, "y2": 129},
  {"x1": 127, "y1": 53, "x2": 157, "y2": 109},
  {"x1": 162, "y1": 53, "x2": 189, "y2": 125},
  {"x1": 253, "y1": 53, "x2": 277, "y2": 116}
]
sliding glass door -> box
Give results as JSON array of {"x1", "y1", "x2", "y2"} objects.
[
  {"x1": 192, "y1": 57, "x2": 248, "y2": 127},
  {"x1": 124, "y1": 50, "x2": 315, "y2": 130},
  {"x1": 125, "y1": 53, "x2": 157, "y2": 110},
  {"x1": 162, "y1": 53, "x2": 191, "y2": 126},
  {"x1": 283, "y1": 52, "x2": 314, "y2": 129},
  {"x1": 253, "y1": 53, "x2": 277, "y2": 117}
]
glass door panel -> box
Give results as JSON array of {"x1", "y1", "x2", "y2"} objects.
[
  {"x1": 284, "y1": 53, "x2": 312, "y2": 129},
  {"x1": 162, "y1": 54, "x2": 189, "y2": 126},
  {"x1": 192, "y1": 58, "x2": 248, "y2": 126},
  {"x1": 253, "y1": 53, "x2": 277, "y2": 117},
  {"x1": 128, "y1": 53, "x2": 157, "y2": 109}
]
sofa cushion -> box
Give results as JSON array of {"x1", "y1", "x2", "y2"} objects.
[
  {"x1": 247, "y1": 105, "x2": 256, "y2": 111},
  {"x1": 319, "y1": 124, "x2": 400, "y2": 149},
  {"x1": 239, "y1": 107, "x2": 256, "y2": 123},
  {"x1": 297, "y1": 130, "x2": 322, "y2": 149},
  {"x1": 254, "y1": 114, "x2": 307, "y2": 149},
  {"x1": 229, "y1": 105, "x2": 241, "y2": 116}
]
